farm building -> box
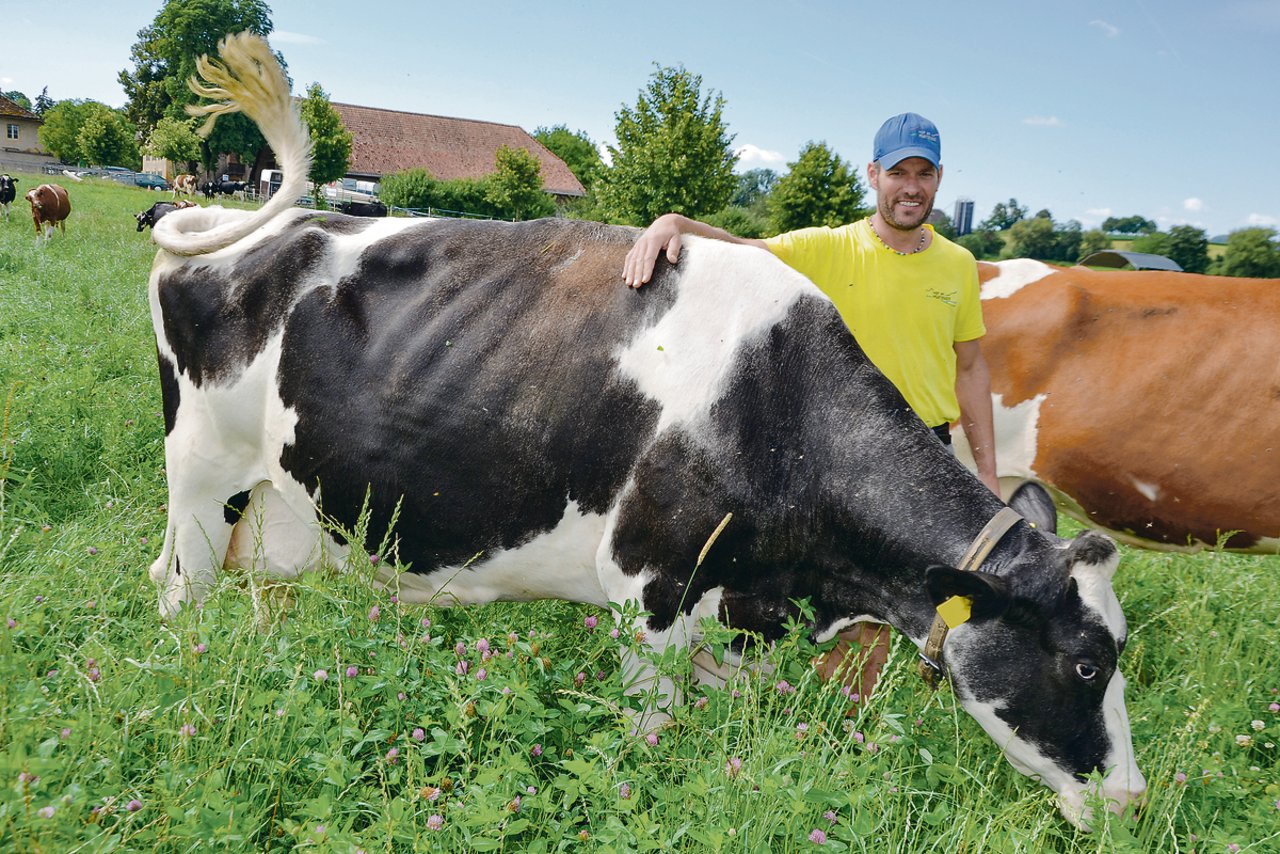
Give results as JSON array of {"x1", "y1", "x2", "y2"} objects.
[
  {"x1": 330, "y1": 102, "x2": 585, "y2": 201},
  {"x1": 0, "y1": 95, "x2": 51, "y2": 172}
]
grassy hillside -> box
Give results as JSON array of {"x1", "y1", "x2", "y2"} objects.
[{"x1": 1, "y1": 173, "x2": 1277, "y2": 852}]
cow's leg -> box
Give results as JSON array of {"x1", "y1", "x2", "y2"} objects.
[{"x1": 149, "y1": 468, "x2": 248, "y2": 617}]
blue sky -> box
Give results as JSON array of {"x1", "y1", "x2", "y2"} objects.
[{"x1": 5, "y1": 0, "x2": 1278, "y2": 238}]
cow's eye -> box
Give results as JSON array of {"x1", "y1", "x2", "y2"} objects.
[{"x1": 1074, "y1": 662, "x2": 1098, "y2": 681}]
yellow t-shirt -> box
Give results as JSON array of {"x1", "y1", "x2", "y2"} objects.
[{"x1": 765, "y1": 220, "x2": 984, "y2": 427}]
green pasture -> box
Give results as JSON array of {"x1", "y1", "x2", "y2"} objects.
[{"x1": 0, "y1": 174, "x2": 1277, "y2": 852}]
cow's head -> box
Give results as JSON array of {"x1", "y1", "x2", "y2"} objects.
[
  {"x1": 925, "y1": 531, "x2": 1145, "y2": 828},
  {"x1": 135, "y1": 208, "x2": 153, "y2": 232}
]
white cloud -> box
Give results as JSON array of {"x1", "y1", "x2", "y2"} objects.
[
  {"x1": 0, "y1": 77, "x2": 13, "y2": 86},
  {"x1": 1183, "y1": 198, "x2": 1204, "y2": 212},
  {"x1": 1085, "y1": 208, "x2": 1113, "y2": 219},
  {"x1": 597, "y1": 142, "x2": 613, "y2": 168},
  {"x1": 734, "y1": 143, "x2": 787, "y2": 170},
  {"x1": 1246, "y1": 213, "x2": 1279, "y2": 226},
  {"x1": 271, "y1": 30, "x2": 325, "y2": 45},
  {"x1": 1022, "y1": 116, "x2": 1065, "y2": 127},
  {"x1": 1089, "y1": 19, "x2": 1120, "y2": 38}
]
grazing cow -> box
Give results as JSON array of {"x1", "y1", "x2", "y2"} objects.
[
  {"x1": 1, "y1": 174, "x2": 19, "y2": 219},
  {"x1": 200, "y1": 179, "x2": 247, "y2": 201},
  {"x1": 954, "y1": 259, "x2": 1280, "y2": 553},
  {"x1": 149, "y1": 34, "x2": 1146, "y2": 827},
  {"x1": 172, "y1": 174, "x2": 198, "y2": 198},
  {"x1": 338, "y1": 199, "x2": 387, "y2": 217},
  {"x1": 25, "y1": 183, "x2": 71, "y2": 240},
  {"x1": 135, "y1": 200, "x2": 197, "y2": 232}
]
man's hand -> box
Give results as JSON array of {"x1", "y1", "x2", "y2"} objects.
[{"x1": 623, "y1": 213, "x2": 687, "y2": 288}]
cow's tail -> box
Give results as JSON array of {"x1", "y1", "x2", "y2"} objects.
[{"x1": 151, "y1": 31, "x2": 311, "y2": 257}]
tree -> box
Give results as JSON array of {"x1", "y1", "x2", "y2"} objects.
[
  {"x1": 956, "y1": 228, "x2": 1004, "y2": 260},
  {"x1": 979, "y1": 198, "x2": 1027, "y2": 231},
  {"x1": 1130, "y1": 232, "x2": 1172, "y2": 257},
  {"x1": 379, "y1": 168, "x2": 435, "y2": 210},
  {"x1": 39, "y1": 100, "x2": 106, "y2": 164},
  {"x1": 1077, "y1": 229, "x2": 1112, "y2": 260},
  {"x1": 78, "y1": 106, "x2": 140, "y2": 169},
  {"x1": 33, "y1": 88, "x2": 54, "y2": 117},
  {"x1": 145, "y1": 116, "x2": 203, "y2": 172},
  {"x1": 299, "y1": 83, "x2": 352, "y2": 199},
  {"x1": 930, "y1": 210, "x2": 956, "y2": 240},
  {"x1": 1165, "y1": 224, "x2": 1210, "y2": 273},
  {"x1": 2, "y1": 90, "x2": 31, "y2": 111},
  {"x1": 706, "y1": 205, "x2": 768, "y2": 239},
  {"x1": 1007, "y1": 215, "x2": 1081, "y2": 262},
  {"x1": 533, "y1": 125, "x2": 602, "y2": 191},
  {"x1": 596, "y1": 64, "x2": 737, "y2": 225},
  {"x1": 1215, "y1": 227, "x2": 1280, "y2": 278},
  {"x1": 119, "y1": 0, "x2": 276, "y2": 172},
  {"x1": 731, "y1": 168, "x2": 778, "y2": 208},
  {"x1": 767, "y1": 141, "x2": 867, "y2": 232},
  {"x1": 1101, "y1": 214, "x2": 1158, "y2": 235},
  {"x1": 486, "y1": 146, "x2": 555, "y2": 221}
]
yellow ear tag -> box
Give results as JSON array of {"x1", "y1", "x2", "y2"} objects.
[{"x1": 937, "y1": 595, "x2": 973, "y2": 629}]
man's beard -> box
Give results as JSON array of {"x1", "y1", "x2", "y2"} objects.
[{"x1": 879, "y1": 195, "x2": 934, "y2": 231}]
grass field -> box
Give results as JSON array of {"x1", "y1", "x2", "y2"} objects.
[{"x1": 0, "y1": 172, "x2": 1277, "y2": 852}]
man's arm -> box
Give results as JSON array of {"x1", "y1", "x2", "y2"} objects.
[
  {"x1": 954, "y1": 338, "x2": 1000, "y2": 495},
  {"x1": 623, "y1": 213, "x2": 769, "y2": 288}
]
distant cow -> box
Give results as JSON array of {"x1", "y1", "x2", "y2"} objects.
[
  {"x1": 172, "y1": 174, "x2": 198, "y2": 198},
  {"x1": 338, "y1": 200, "x2": 387, "y2": 217},
  {"x1": 201, "y1": 179, "x2": 246, "y2": 201},
  {"x1": 955, "y1": 259, "x2": 1280, "y2": 553},
  {"x1": 147, "y1": 33, "x2": 1147, "y2": 829},
  {"x1": 0, "y1": 174, "x2": 16, "y2": 220},
  {"x1": 136, "y1": 200, "x2": 197, "y2": 232},
  {"x1": 25, "y1": 183, "x2": 71, "y2": 240}
]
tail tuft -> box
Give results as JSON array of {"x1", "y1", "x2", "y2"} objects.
[{"x1": 152, "y1": 32, "x2": 312, "y2": 257}]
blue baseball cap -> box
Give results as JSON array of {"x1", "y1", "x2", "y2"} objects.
[{"x1": 873, "y1": 112, "x2": 941, "y2": 169}]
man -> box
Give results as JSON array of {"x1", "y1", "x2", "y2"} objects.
[{"x1": 623, "y1": 112, "x2": 998, "y2": 702}]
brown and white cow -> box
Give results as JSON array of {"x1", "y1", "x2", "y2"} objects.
[
  {"x1": 25, "y1": 183, "x2": 71, "y2": 240},
  {"x1": 172, "y1": 174, "x2": 198, "y2": 198},
  {"x1": 148, "y1": 33, "x2": 1146, "y2": 828},
  {"x1": 954, "y1": 259, "x2": 1280, "y2": 553}
]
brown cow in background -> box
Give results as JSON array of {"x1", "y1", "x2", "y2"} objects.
[
  {"x1": 26, "y1": 183, "x2": 71, "y2": 241},
  {"x1": 954, "y1": 259, "x2": 1280, "y2": 553}
]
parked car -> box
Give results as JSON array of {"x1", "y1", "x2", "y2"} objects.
[{"x1": 134, "y1": 172, "x2": 170, "y2": 191}]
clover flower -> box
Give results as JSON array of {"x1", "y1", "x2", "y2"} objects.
[
  {"x1": 426, "y1": 814, "x2": 444, "y2": 831},
  {"x1": 808, "y1": 829, "x2": 827, "y2": 844},
  {"x1": 725, "y1": 756, "x2": 742, "y2": 778}
]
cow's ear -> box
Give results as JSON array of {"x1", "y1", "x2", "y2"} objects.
[{"x1": 925, "y1": 566, "x2": 1010, "y2": 622}]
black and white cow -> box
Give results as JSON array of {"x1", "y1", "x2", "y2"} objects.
[
  {"x1": 0, "y1": 174, "x2": 17, "y2": 220},
  {"x1": 200, "y1": 179, "x2": 247, "y2": 200},
  {"x1": 150, "y1": 33, "x2": 1146, "y2": 828},
  {"x1": 338, "y1": 199, "x2": 387, "y2": 217},
  {"x1": 135, "y1": 200, "x2": 197, "y2": 232}
]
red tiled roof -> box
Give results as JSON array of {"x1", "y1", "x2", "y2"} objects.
[
  {"x1": 0, "y1": 95, "x2": 41, "y2": 122},
  {"x1": 331, "y1": 101, "x2": 585, "y2": 197}
]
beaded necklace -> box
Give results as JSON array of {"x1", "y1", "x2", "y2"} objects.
[{"x1": 868, "y1": 218, "x2": 927, "y2": 255}]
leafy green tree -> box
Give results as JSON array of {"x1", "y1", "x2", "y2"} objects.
[
  {"x1": 1102, "y1": 214, "x2": 1158, "y2": 235},
  {"x1": 145, "y1": 116, "x2": 203, "y2": 172},
  {"x1": 731, "y1": 168, "x2": 778, "y2": 208},
  {"x1": 1130, "y1": 231, "x2": 1171, "y2": 257},
  {"x1": 979, "y1": 198, "x2": 1027, "y2": 231},
  {"x1": 299, "y1": 83, "x2": 352, "y2": 199},
  {"x1": 1077, "y1": 229, "x2": 1112, "y2": 260},
  {"x1": 2, "y1": 90, "x2": 31, "y2": 111},
  {"x1": 1033, "y1": 208, "x2": 1053, "y2": 220},
  {"x1": 1008, "y1": 216, "x2": 1056, "y2": 259},
  {"x1": 705, "y1": 205, "x2": 769, "y2": 239},
  {"x1": 1165, "y1": 224, "x2": 1210, "y2": 273},
  {"x1": 119, "y1": 0, "x2": 276, "y2": 171},
  {"x1": 77, "y1": 106, "x2": 141, "y2": 168},
  {"x1": 1215, "y1": 227, "x2": 1280, "y2": 278},
  {"x1": 596, "y1": 64, "x2": 737, "y2": 225},
  {"x1": 379, "y1": 168, "x2": 435, "y2": 210},
  {"x1": 39, "y1": 100, "x2": 104, "y2": 164},
  {"x1": 956, "y1": 228, "x2": 1004, "y2": 260},
  {"x1": 533, "y1": 125, "x2": 602, "y2": 191},
  {"x1": 486, "y1": 146, "x2": 555, "y2": 221},
  {"x1": 930, "y1": 211, "x2": 956, "y2": 240},
  {"x1": 767, "y1": 141, "x2": 867, "y2": 232}
]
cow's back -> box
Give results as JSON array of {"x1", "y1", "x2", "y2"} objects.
[{"x1": 979, "y1": 263, "x2": 1280, "y2": 549}]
